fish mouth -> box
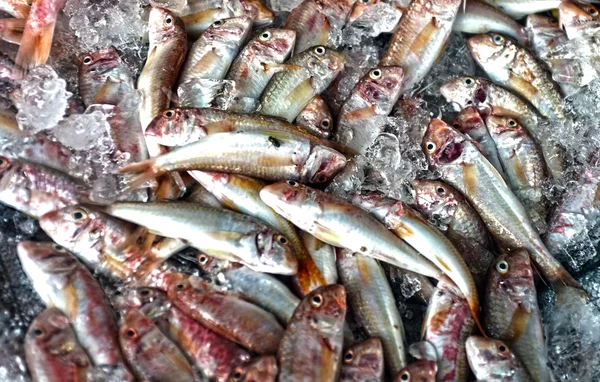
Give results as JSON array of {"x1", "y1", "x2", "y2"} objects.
[{"x1": 438, "y1": 140, "x2": 464, "y2": 164}]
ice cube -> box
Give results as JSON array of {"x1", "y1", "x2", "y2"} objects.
[
  {"x1": 342, "y1": 1, "x2": 401, "y2": 46},
  {"x1": 53, "y1": 109, "x2": 109, "y2": 150}
]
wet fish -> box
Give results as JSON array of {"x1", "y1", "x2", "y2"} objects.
[
  {"x1": 278, "y1": 284, "x2": 347, "y2": 381},
  {"x1": 422, "y1": 119, "x2": 579, "y2": 289},
  {"x1": 336, "y1": 66, "x2": 404, "y2": 154},
  {"x1": 260, "y1": 181, "x2": 443, "y2": 279},
  {"x1": 339, "y1": 338, "x2": 385, "y2": 382},
  {"x1": 15, "y1": 0, "x2": 65, "y2": 69},
  {"x1": 18, "y1": 242, "x2": 133, "y2": 380},
  {"x1": 483, "y1": 250, "x2": 549, "y2": 382},
  {"x1": 25, "y1": 308, "x2": 91, "y2": 382},
  {"x1": 257, "y1": 46, "x2": 346, "y2": 122},
  {"x1": 119, "y1": 309, "x2": 197, "y2": 382},
  {"x1": 379, "y1": 0, "x2": 461, "y2": 92},
  {"x1": 558, "y1": 0, "x2": 600, "y2": 40},
  {"x1": 226, "y1": 28, "x2": 296, "y2": 113},
  {"x1": 478, "y1": 0, "x2": 561, "y2": 19},
  {"x1": 466, "y1": 336, "x2": 533, "y2": 381},
  {"x1": 240, "y1": 0, "x2": 275, "y2": 26},
  {"x1": 0, "y1": 0, "x2": 30, "y2": 18},
  {"x1": 337, "y1": 249, "x2": 407, "y2": 376},
  {"x1": 227, "y1": 355, "x2": 278, "y2": 382},
  {"x1": 0, "y1": 17, "x2": 24, "y2": 44},
  {"x1": 299, "y1": 230, "x2": 338, "y2": 284},
  {"x1": 295, "y1": 95, "x2": 334, "y2": 140},
  {"x1": 167, "y1": 274, "x2": 284, "y2": 354},
  {"x1": 394, "y1": 359, "x2": 438, "y2": 382}
]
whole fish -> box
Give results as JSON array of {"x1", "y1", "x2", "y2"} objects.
[
  {"x1": 25, "y1": 308, "x2": 91, "y2": 382},
  {"x1": 558, "y1": 0, "x2": 600, "y2": 40},
  {"x1": 284, "y1": 0, "x2": 355, "y2": 53},
  {"x1": 15, "y1": 0, "x2": 65, "y2": 69},
  {"x1": 467, "y1": 33, "x2": 564, "y2": 120},
  {"x1": 278, "y1": 284, "x2": 347, "y2": 381},
  {"x1": 0, "y1": 0, "x2": 30, "y2": 17},
  {"x1": 395, "y1": 359, "x2": 438, "y2": 382},
  {"x1": 336, "y1": 66, "x2": 404, "y2": 154},
  {"x1": 485, "y1": 115, "x2": 549, "y2": 234},
  {"x1": 119, "y1": 309, "x2": 197, "y2": 382},
  {"x1": 0, "y1": 17, "x2": 24, "y2": 44},
  {"x1": 225, "y1": 28, "x2": 296, "y2": 113},
  {"x1": 349, "y1": 192, "x2": 483, "y2": 335},
  {"x1": 465, "y1": 336, "x2": 533, "y2": 381},
  {"x1": 422, "y1": 119, "x2": 579, "y2": 289},
  {"x1": 118, "y1": 130, "x2": 347, "y2": 189},
  {"x1": 0, "y1": 157, "x2": 92, "y2": 218},
  {"x1": 227, "y1": 356, "x2": 278, "y2": 382},
  {"x1": 422, "y1": 281, "x2": 474, "y2": 382},
  {"x1": 478, "y1": 0, "x2": 560, "y2": 19},
  {"x1": 179, "y1": 17, "x2": 252, "y2": 86},
  {"x1": 299, "y1": 230, "x2": 338, "y2": 284},
  {"x1": 379, "y1": 0, "x2": 461, "y2": 92},
  {"x1": 167, "y1": 274, "x2": 284, "y2": 354},
  {"x1": 18, "y1": 242, "x2": 134, "y2": 380},
  {"x1": 260, "y1": 181, "x2": 443, "y2": 279},
  {"x1": 483, "y1": 250, "x2": 549, "y2": 382},
  {"x1": 257, "y1": 46, "x2": 346, "y2": 122},
  {"x1": 339, "y1": 338, "x2": 385, "y2": 382},
  {"x1": 295, "y1": 95, "x2": 334, "y2": 140},
  {"x1": 337, "y1": 249, "x2": 407, "y2": 376},
  {"x1": 105, "y1": 201, "x2": 298, "y2": 275}
]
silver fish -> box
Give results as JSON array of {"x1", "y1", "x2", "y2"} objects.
[{"x1": 466, "y1": 336, "x2": 533, "y2": 381}]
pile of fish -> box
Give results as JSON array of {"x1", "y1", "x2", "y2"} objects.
[{"x1": 1, "y1": 0, "x2": 600, "y2": 380}]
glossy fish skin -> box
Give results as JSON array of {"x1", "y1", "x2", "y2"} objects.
[
  {"x1": 258, "y1": 46, "x2": 346, "y2": 122},
  {"x1": 167, "y1": 274, "x2": 284, "y2": 354},
  {"x1": 422, "y1": 119, "x2": 579, "y2": 289},
  {"x1": 467, "y1": 34, "x2": 564, "y2": 120},
  {"x1": 483, "y1": 250, "x2": 549, "y2": 382},
  {"x1": 422, "y1": 282, "x2": 474, "y2": 382},
  {"x1": 278, "y1": 284, "x2": 347, "y2": 381},
  {"x1": 379, "y1": 0, "x2": 461, "y2": 92},
  {"x1": 105, "y1": 201, "x2": 298, "y2": 275},
  {"x1": 17, "y1": 242, "x2": 133, "y2": 380},
  {"x1": 394, "y1": 360, "x2": 438, "y2": 382},
  {"x1": 453, "y1": 0, "x2": 529, "y2": 46},
  {"x1": 466, "y1": 336, "x2": 533, "y2": 382},
  {"x1": 295, "y1": 95, "x2": 333, "y2": 140},
  {"x1": 299, "y1": 230, "x2": 338, "y2": 285},
  {"x1": 336, "y1": 66, "x2": 404, "y2": 155},
  {"x1": 0, "y1": 157, "x2": 91, "y2": 218},
  {"x1": 558, "y1": 1, "x2": 600, "y2": 40},
  {"x1": 25, "y1": 308, "x2": 91, "y2": 382},
  {"x1": 337, "y1": 249, "x2": 407, "y2": 376},
  {"x1": 478, "y1": 0, "x2": 560, "y2": 19},
  {"x1": 339, "y1": 338, "x2": 385, "y2": 382},
  {"x1": 179, "y1": 16, "x2": 252, "y2": 85},
  {"x1": 260, "y1": 181, "x2": 443, "y2": 279},
  {"x1": 226, "y1": 28, "x2": 296, "y2": 113},
  {"x1": 0, "y1": 0, "x2": 30, "y2": 18},
  {"x1": 227, "y1": 355, "x2": 278, "y2": 382},
  {"x1": 0, "y1": 17, "x2": 25, "y2": 44}
]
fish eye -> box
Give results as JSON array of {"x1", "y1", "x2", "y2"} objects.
[
  {"x1": 163, "y1": 110, "x2": 175, "y2": 118},
  {"x1": 198, "y1": 254, "x2": 209, "y2": 265},
  {"x1": 425, "y1": 142, "x2": 436, "y2": 152},
  {"x1": 164, "y1": 16, "x2": 173, "y2": 26},
  {"x1": 436, "y1": 187, "x2": 445, "y2": 195},
  {"x1": 320, "y1": 119, "x2": 331, "y2": 128},
  {"x1": 176, "y1": 283, "x2": 185, "y2": 289},
  {"x1": 53, "y1": 244, "x2": 64, "y2": 251},
  {"x1": 314, "y1": 46, "x2": 326, "y2": 56},
  {"x1": 71, "y1": 208, "x2": 87, "y2": 221},
  {"x1": 492, "y1": 34, "x2": 505, "y2": 45},
  {"x1": 452, "y1": 122, "x2": 461, "y2": 129},
  {"x1": 310, "y1": 294, "x2": 323, "y2": 307},
  {"x1": 140, "y1": 289, "x2": 150, "y2": 297},
  {"x1": 231, "y1": 369, "x2": 243, "y2": 381},
  {"x1": 83, "y1": 55, "x2": 93, "y2": 65},
  {"x1": 32, "y1": 328, "x2": 43, "y2": 337},
  {"x1": 507, "y1": 119, "x2": 517, "y2": 127},
  {"x1": 400, "y1": 371, "x2": 410, "y2": 381},
  {"x1": 125, "y1": 329, "x2": 137, "y2": 338},
  {"x1": 259, "y1": 31, "x2": 271, "y2": 41},
  {"x1": 344, "y1": 350, "x2": 354, "y2": 363},
  {"x1": 0, "y1": 156, "x2": 10, "y2": 169},
  {"x1": 361, "y1": 0, "x2": 370, "y2": 3},
  {"x1": 213, "y1": 19, "x2": 223, "y2": 27},
  {"x1": 277, "y1": 235, "x2": 288, "y2": 244},
  {"x1": 317, "y1": 175, "x2": 326, "y2": 182},
  {"x1": 369, "y1": 69, "x2": 382, "y2": 80},
  {"x1": 496, "y1": 260, "x2": 509, "y2": 274},
  {"x1": 497, "y1": 343, "x2": 509, "y2": 354},
  {"x1": 588, "y1": 6, "x2": 598, "y2": 16},
  {"x1": 464, "y1": 77, "x2": 475, "y2": 86},
  {"x1": 287, "y1": 180, "x2": 298, "y2": 187}
]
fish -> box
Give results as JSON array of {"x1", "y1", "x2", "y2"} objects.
[
  {"x1": 284, "y1": 0, "x2": 355, "y2": 53},
  {"x1": 485, "y1": 115, "x2": 549, "y2": 234},
  {"x1": 422, "y1": 281, "x2": 474, "y2": 382},
  {"x1": 260, "y1": 181, "x2": 443, "y2": 279},
  {"x1": 467, "y1": 33, "x2": 564, "y2": 120},
  {"x1": 299, "y1": 230, "x2": 338, "y2": 284},
  {"x1": 278, "y1": 284, "x2": 347, "y2": 381},
  {"x1": 15, "y1": 0, "x2": 65, "y2": 69},
  {"x1": 25, "y1": 308, "x2": 91, "y2": 382},
  {"x1": 17, "y1": 242, "x2": 134, "y2": 380},
  {"x1": 227, "y1": 356, "x2": 278, "y2": 382},
  {"x1": 339, "y1": 338, "x2": 385, "y2": 382},
  {"x1": 240, "y1": 0, "x2": 275, "y2": 26},
  {"x1": 295, "y1": 95, "x2": 334, "y2": 140},
  {"x1": 118, "y1": 130, "x2": 347, "y2": 189},
  {"x1": 0, "y1": 17, "x2": 25, "y2": 44},
  {"x1": 112, "y1": 287, "x2": 172, "y2": 319},
  {"x1": 119, "y1": 309, "x2": 197, "y2": 382},
  {"x1": 466, "y1": 336, "x2": 533, "y2": 381},
  {"x1": 478, "y1": 0, "x2": 561, "y2": 19},
  {"x1": 349, "y1": 192, "x2": 484, "y2": 336},
  {"x1": 225, "y1": 28, "x2": 296, "y2": 113},
  {"x1": 178, "y1": 16, "x2": 252, "y2": 86},
  {"x1": 167, "y1": 274, "x2": 285, "y2": 354},
  {"x1": 257, "y1": 45, "x2": 346, "y2": 122},
  {"x1": 453, "y1": 0, "x2": 529, "y2": 46},
  {"x1": 337, "y1": 248, "x2": 408, "y2": 376},
  {"x1": 394, "y1": 359, "x2": 438, "y2": 382},
  {"x1": 0, "y1": 157, "x2": 92, "y2": 218},
  {"x1": 336, "y1": 66, "x2": 405, "y2": 154},
  {"x1": 422, "y1": 118, "x2": 579, "y2": 289},
  {"x1": 558, "y1": 0, "x2": 600, "y2": 40},
  {"x1": 0, "y1": 0, "x2": 30, "y2": 18},
  {"x1": 379, "y1": 0, "x2": 461, "y2": 92},
  {"x1": 104, "y1": 201, "x2": 298, "y2": 275},
  {"x1": 0, "y1": 107, "x2": 25, "y2": 138},
  {"x1": 483, "y1": 250, "x2": 549, "y2": 382}
]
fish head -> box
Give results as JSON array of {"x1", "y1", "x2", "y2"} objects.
[
  {"x1": 559, "y1": 1, "x2": 600, "y2": 38},
  {"x1": 119, "y1": 309, "x2": 155, "y2": 349},
  {"x1": 467, "y1": 34, "x2": 515, "y2": 80},
  {"x1": 0, "y1": 156, "x2": 16, "y2": 186},
  {"x1": 306, "y1": 46, "x2": 346, "y2": 75},
  {"x1": 526, "y1": 14, "x2": 562, "y2": 33},
  {"x1": 196, "y1": 252, "x2": 233, "y2": 275},
  {"x1": 228, "y1": 355, "x2": 278, "y2": 382},
  {"x1": 241, "y1": 0, "x2": 276, "y2": 27},
  {"x1": 356, "y1": 66, "x2": 405, "y2": 105},
  {"x1": 465, "y1": 336, "x2": 519, "y2": 380},
  {"x1": 79, "y1": 47, "x2": 121, "y2": 78},
  {"x1": 148, "y1": 7, "x2": 186, "y2": 44},
  {"x1": 17, "y1": 241, "x2": 79, "y2": 284},
  {"x1": 485, "y1": 115, "x2": 524, "y2": 136},
  {"x1": 145, "y1": 109, "x2": 194, "y2": 146},
  {"x1": 112, "y1": 287, "x2": 170, "y2": 318},
  {"x1": 293, "y1": 284, "x2": 347, "y2": 335},
  {"x1": 204, "y1": 16, "x2": 253, "y2": 45},
  {"x1": 342, "y1": 338, "x2": 384, "y2": 375},
  {"x1": 254, "y1": 228, "x2": 298, "y2": 275},
  {"x1": 347, "y1": 191, "x2": 397, "y2": 222},
  {"x1": 303, "y1": 144, "x2": 347, "y2": 184},
  {"x1": 440, "y1": 77, "x2": 487, "y2": 109},
  {"x1": 452, "y1": 106, "x2": 484, "y2": 135},
  {"x1": 165, "y1": 273, "x2": 211, "y2": 302},
  {"x1": 252, "y1": 28, "x2": 296, "y2": 60},
  {"x1": 260, "y1": 181, "x2": 317, "y2": 223},
  {"x1": 395, "y1": 360, "x2": 437, "y2": 382},
  {"x1": 411, "y1": 180, "x2": 460, "y2": 225},
  {"x1": 422, "y1": 118, "x2": 467, "y2": 168},
  {"x1": 487, "y1": 249, "x2": 534, "y2": 301}
]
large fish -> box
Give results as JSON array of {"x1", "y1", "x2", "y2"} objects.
[
  {"x1": 295, "y1": 95, "x2": 334, "y2": 140},
  {"x1": 339, "y1": 338, "x2": 385, "y2": 382},
  {"x1": 466, "y1": 336, "x2": 533, "y2": 381}
]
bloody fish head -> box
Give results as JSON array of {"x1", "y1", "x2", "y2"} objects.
[
  {"x1": 304, "y1": 145, "x2": 347, "y2": 184},
  {"x1": 440, "y1": 76, "x2": 487, "y2": 109},
  {"x1": 422, "y1": 119, "x2": 466, "y2": 167},
  {"x1": 119, "y1": 309, "x2": 155, "y2": 348},
  {"x1": 255, "y1": 227, "x2": 298, "y2": 275},
  {"x1": 395, "y1": 360, "x2": 437, "y2": 382},
  {"x1": 79, "y1": 47, "x2": 121, "y2": 78},
  {"x1": 465, "y1": 336, "x2": 523, "y2": 381},
  {"x1": 26, "y1": 308, "x2": 79, "y2": 354},
  {"x1": 252, "y1": 28, "x2": 296, "y2": 58},
  {"x1": 485, "y1": 115, "x2": 524, "y2": 135},
  {"x1": 228, "y1": 355, "x2": 279, "y2": 382},
  {"x1": 293, "y1": 284, "x2": 347, "y2": 331},
  {"x1": 144, "y1": 108, "x2": 192, "y2": 145},
  {"x1": 357, "y1": 66, "x2": 404, "y2": 105},
  {"x1": 411, "y1": 179, "x2": 459, "y2": 223},
  {"x1": 148, "y1": 7, "x2": 186, "y2": 43},
  {"x1": 452, "y1": 106, "x2": 484, "y2": 135},
  {"x1": 487, "y1": 249, "x2": 534, "y2": 294}
]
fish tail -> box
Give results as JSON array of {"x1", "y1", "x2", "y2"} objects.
[
  {"x1": 116, "y1": 158, "x2": 164, "y2": 192},
  {"x1": 549, "y1": 267, "x2": 583, "y2": 290},
  {"x1": 15, "y1": 20, "x2": 56, "y2": 69}
]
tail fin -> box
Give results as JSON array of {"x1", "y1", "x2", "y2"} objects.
[
  {"x1": 116, "y1": 158, "x2": 164, "y2": 192},
  {"x1": 15, "y1": 20, "x2": 56, "y2": 69}
]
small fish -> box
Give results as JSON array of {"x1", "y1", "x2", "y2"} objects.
[
  {"x1": 15, "y1": 0, "x2": 66, "y2": 69},
  {"x1": 227, "y1": 356, "x2": 278, "y2": 382},
  {"x1": 258, "y1": 46, "x2": 345, "y2": 122},
  {"x1": 167, "y1": 274, "x2": 285, "y2": 354},
  {"x1": 295, "y1": 95, "x2": 334, "y2": 139},
  {"x1": 25, "y1": 308, "x2": 91, "y2": 382},
  {"x1": 299, "y1": 230, "x2": 338, "y2": 285},
  {"x1": 278, "y1": 284, "x2": 347, "y2": 381},
  {"x1": 0, "y1": 0, "x2": 30, "y2": 18},
  {"x1": 119, "y1": 309, "x2": 197, "y2": 382},
  {"x1": 339, "y1": 338, "x2": 385, "y2": 382},
  {"x1": 478, "y1": 0, "x2": 561, "y2": 19},
  {"x1": 466, "y1": 336, "x2": 533, "y2": 381},
  {"x1": 558, "y1": 0, "x2": 600, "y2": 40},
  {"x1": 0, "y1": 17, "x2": 25, "y2": 44},
  {"x1": 483, "y1": 250, "x2": 549, "y2": 382},
  {"x1": 395, "y1": 359, "x2": 438, "y2": 382},
  {"x1": 336, "y1": 66, "x2": 404, "y2": 154}
]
